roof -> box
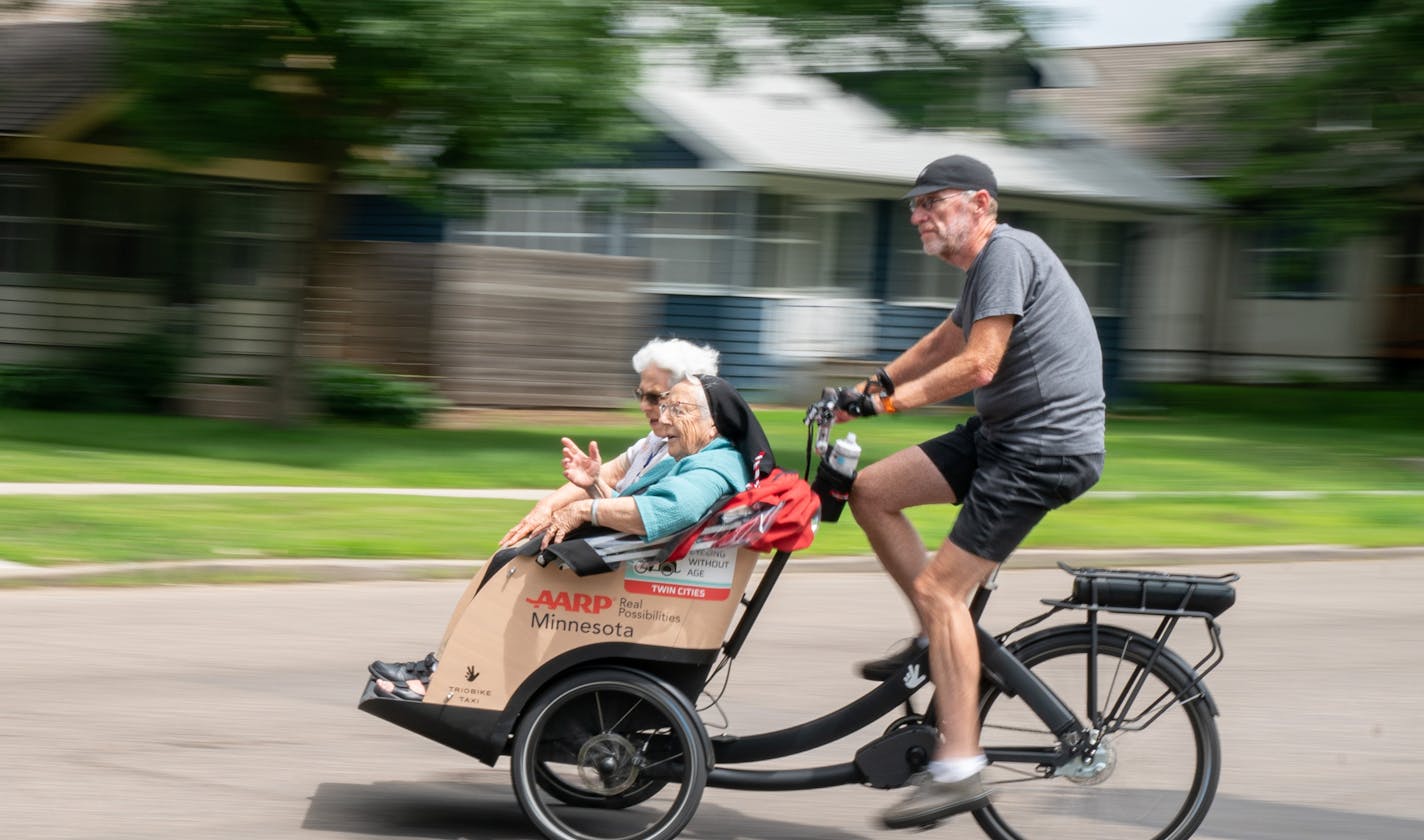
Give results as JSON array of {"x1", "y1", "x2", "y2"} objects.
[
  {"x1": 633, "y1": 57, "x2": 1214, "y2": 212},
  {"x1": 0, "y1": 21, "x2": 111, "y2": 137},
  {"x1": 1013, "y1": 40, "x2": 1281, "y2": 164}
]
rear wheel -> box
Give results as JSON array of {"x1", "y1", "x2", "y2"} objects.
[
  {"x1": 974, "y1": 628, "x2": 1221, "y2": 840},
  {"x1": 511, "y1": 669, "x2": 707, "y2": 840}
]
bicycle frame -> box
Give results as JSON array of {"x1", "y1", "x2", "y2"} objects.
[
  {"x1": 702, "y1": 552, "x2": 1085, "y2": 791},
  {"x1": 701, "y1": 551, "x2": 1233, "y2": 792}
]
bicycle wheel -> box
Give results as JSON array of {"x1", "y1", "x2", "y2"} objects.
[
  {"x1": 974, "y1": 626, "x2": 1221, "y2": 840},
  {"x1": 511, "y1": 669, "x2": 707, "y2": 840}
]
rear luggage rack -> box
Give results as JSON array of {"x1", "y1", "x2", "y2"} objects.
[{"x1": 1024, "y1": 563, "x2": 1241, "y2": 713}]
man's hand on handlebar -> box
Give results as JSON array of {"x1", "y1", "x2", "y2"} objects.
[{"x1": 834, "y1": 385, "x2": 879, "y2": 419}]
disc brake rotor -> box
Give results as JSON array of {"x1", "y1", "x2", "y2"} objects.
[{"x1": 1060, "y1": 738, "x2": 1117, "y2": 786}]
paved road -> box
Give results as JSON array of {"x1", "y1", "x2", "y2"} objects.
[{"x1": 4, "y1": 559, "x2": 1422, "y2": 840}]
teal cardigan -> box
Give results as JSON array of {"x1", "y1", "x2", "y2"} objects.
[{"x1": 618, "y1": 437, "x2": 749, "y2": 541}]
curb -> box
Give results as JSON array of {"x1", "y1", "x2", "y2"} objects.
[{"x1": 2, "y1": 545, "x2": 1418, "y2": 587}]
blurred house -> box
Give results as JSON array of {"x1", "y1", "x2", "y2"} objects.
[
  {"x1": 0, "y1": 19, "x2": 654, "y2": 414},
  {"x1": 428, "y1": 54, "x2": 1214, "y2": 400},
  {"x1": 1017, "y1": 40, "x2": 1424, "y2": 385},
  {"x1": 0, "y1": 20, "x2": 324, "y2": 418},
  {"x1": 7, "y1": 15, "x2": 1408, "y2": 417}
]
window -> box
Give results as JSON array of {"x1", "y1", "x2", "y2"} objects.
[
  {"x1": 52, "y1": 171, "x2": 165, "y2": 279},
  {"x1": 456, "y1": 191, "x2": 614, "y2": 255},
  {"x1": 1386, "y1": 211, "x2": 1423, "y2": 288},
  {"x1": 751, "y1": 194, "x2": 821, "y2": 290},
  {"x1": 448, "y1": 188, "x2": 874, "y2": 293},
  {"x1": 204, "y1": 188, "x2": 306, "y2": 287},
  {"x1": 1244, "y1": 225, "x2": 1336, "y2": 299},
  {"x1": 624, "y1": 190, "x2": 740, "y2": 288},
  {"x1": 0, "y1": 167, "x2": 44, "y2": 273},
  {"x1": 829, "y1": 201, "x2": 877, "y2": 294},
  {"x1": 1049, "y1": 218, "x2": 1126, "y2": 312}
]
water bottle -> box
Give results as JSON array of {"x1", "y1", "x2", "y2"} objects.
[{"x1": 826, "y1": 433, "x2": 861, "y2": 478}]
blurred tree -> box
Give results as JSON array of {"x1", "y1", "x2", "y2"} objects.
[
  {"x1": 106, "y1": 0, "x2": 1032, "y2": 422},
  {"x1": 1151, "y1": 0, "x2": 1424, "y2": 241}
]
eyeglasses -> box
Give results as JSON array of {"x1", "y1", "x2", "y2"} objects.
[
  {"x1": 907, "y1": 192, "x2": 965, "y2": 213},
  {"x1": 634, "y1": 388, "x2": 665, "y2": 405},
  {"x1": 656, "y1": 400, "x2": 701, "y2": 418}
]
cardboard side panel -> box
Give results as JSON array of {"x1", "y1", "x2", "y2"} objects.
[{"x1": 425, "y1": 547, "x2": 758, "y2": 714}]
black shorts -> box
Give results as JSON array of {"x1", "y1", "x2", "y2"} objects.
[{"x1": 917, "y1": 416, "x2": 1103, "y2": 563}]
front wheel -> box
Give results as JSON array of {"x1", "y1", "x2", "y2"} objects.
[
  {"x1": 974, "y1": 627, "x2": 1222, "y2": 840},
  {"x1": 511, "y1": 669, "x2": 708, "y2": 840}
]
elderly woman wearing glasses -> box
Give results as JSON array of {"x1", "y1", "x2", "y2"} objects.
[
  {"x1": 539, "y1": 374, "x2": 772, "y2": 549},
  {"x1": 500, "y1": 338, "x2": 719, "y2": 548},
  {"x1": 368, "y1": 373, "x2": 774, "y2": 700}
]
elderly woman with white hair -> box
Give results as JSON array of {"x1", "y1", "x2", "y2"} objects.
[
  {"x1": 500, "y1": 337, "x2": 719, "y2": 548},
  {"x1": 540, "y1": 373, "x2": 773, "y2": 548}
]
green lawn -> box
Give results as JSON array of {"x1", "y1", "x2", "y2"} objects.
[{"x1": 1, "y1": 385, "x2": 1420, "y2": 567}]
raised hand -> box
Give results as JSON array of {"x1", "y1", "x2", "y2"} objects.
[{"x1": 561, "y1": 437, "x2": 602, "y2": 489}]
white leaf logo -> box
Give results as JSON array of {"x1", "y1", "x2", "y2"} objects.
[{"x1": 903, "y1": 663, "x2": 927, "y2": 689}]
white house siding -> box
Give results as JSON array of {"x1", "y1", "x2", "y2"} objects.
[
  {"x1": 0, "y1": 282, "x2": 159, "y2": 365},
  {"x1": 1212, "y1": 236, "x2": 1386, "y2": 382},
  {"x1": 1130, "y1": 222, "x2": 1390, "y2": 383},
  {"x1": 1126, "y1": 219, "x2": 1218, "y2": 381}
]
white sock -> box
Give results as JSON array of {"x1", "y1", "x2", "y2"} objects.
[{"x1": 928, "y1": 755, "x2": 987, "y2": 783}]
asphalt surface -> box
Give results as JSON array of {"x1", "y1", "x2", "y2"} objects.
[{"x1": 4, "y1": 559, "x2": 1423, "y2": 840}]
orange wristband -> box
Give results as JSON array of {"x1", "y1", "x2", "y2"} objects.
[{"x1": 881, "y1": 395, "x2": 898, "y2": 414}]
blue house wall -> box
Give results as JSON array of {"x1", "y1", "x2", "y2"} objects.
[{"x1": 657, "y1": 293, "x2": 780, "y2": 395}]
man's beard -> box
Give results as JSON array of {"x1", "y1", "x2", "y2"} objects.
[{"x1": 922, "y1": 213, "x2": 973, "y2": 258}]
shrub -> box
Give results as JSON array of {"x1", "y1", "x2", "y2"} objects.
[
  {"x1": 1, "y1": 365, "x2": 112, "y2": 411},
  {"x1": 310, "y1": 362, "x2": 446, "y2": 427},
  {"x1": 82, "y1": 331, "x2": 184, "y2": 412},
  {"x1": 0, "y1": 331, "x2": 185, "y2": 413}
]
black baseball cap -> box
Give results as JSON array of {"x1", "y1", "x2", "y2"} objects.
[{"x1": 903, "y1": 154, "x2": 998, "y2": 200}]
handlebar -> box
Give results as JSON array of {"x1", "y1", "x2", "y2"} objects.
[{"x1": 803, "y1": 387, "x2": 839, "y2": 456}]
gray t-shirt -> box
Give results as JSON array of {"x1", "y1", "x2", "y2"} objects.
[{"x1": 951, "y1": 223, "x2": 1105, "y2": 454}]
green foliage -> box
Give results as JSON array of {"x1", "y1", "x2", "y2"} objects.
[
  {"x1": 109, "y1": 1, "x2": 1036, "y2": 191},
  {"x1": 1150, "y1": 0, "x2": 1424, "y2": 241},
  {"x1": 1234, "y1": 0, "x2": 1391, "y2": 41},
  {"x1": 0, "y1": 366, "x2": 105, "y2": 412},
  {"x1": 111, "y1": 0, "x2": 647, "y2": 181},
  {"x1": 309, "y1": 362, "x2": 447, "y2": 427},
  {"x1": 0, "y1": 332, "x2": 184, "y2": 413}
]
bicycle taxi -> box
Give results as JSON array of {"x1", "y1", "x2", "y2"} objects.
[{"x1": 359, "y1": 394, "x2": 1239, "y2": 840}]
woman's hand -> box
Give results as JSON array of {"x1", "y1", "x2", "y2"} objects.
[
  {"x1": 540, "y1": 501, "x2": 591, "y2": 550},
  {"x1": 561, "y1": 437, "x2": 602, "y2": 489},
  {"x1": 500, "y1": 501, "x2": 553, "y2": 548}
]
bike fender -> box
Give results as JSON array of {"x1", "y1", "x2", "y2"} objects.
[{"x1": 1002, "y1": 624, "x2": 1220, "y2": 718}]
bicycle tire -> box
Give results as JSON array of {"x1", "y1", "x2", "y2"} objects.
[
  {"x1": 973, "y1": 626, "x2": 1221, "y2": 840},
  {"x1": 534, "y1": 762, "x2": 667, "y2": 810},
  {"x1": 511, "y1": 668, "x2": 707, "y2": 840}
]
